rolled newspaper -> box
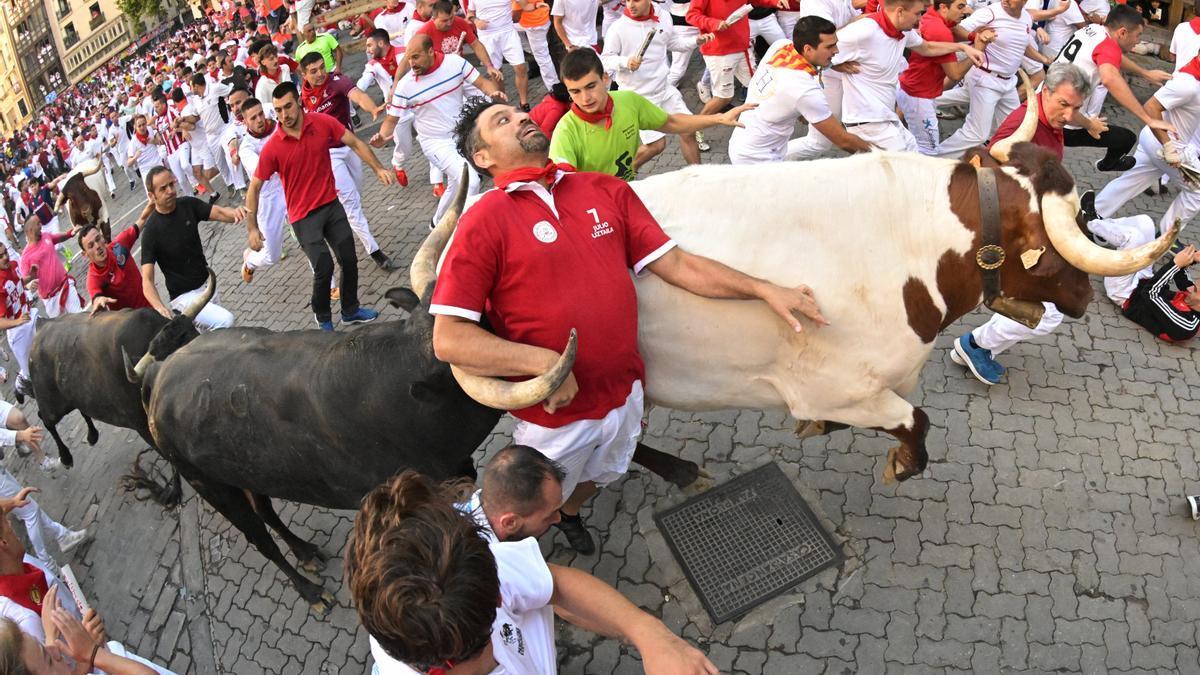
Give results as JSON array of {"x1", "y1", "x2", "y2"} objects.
[
  {"x1": 636, "y1": 30, "x2": 656, "y2": 60},
  {"x1": 60, "y1": 564, "x2": 91, "y2": 614},
  {"x1": 725, "y1": 3, "x2": 753, "y2": 24}
]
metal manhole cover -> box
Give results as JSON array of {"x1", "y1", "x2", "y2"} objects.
[{"x1": 654, "y1": 462, "x2": 843, "y2": 624}]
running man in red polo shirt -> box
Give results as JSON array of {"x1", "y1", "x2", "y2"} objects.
[
  {"x1": 431, "y1": 98, "x2": 828, "y2": 554},
  {"x1": 247, "y1": 82, "x2": 396, "y2": 331},
  {"x1": 83, "y1": 203, "x2": 155, "y2": 313}
]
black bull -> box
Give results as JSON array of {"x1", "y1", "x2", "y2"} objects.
[{"x1": 138, "y1": 289, "x2": 704, "y2": 614}]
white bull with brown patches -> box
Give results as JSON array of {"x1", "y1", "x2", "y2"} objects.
[{"x1": 432, "y1": 98, "x2": 1179, "y2": 484}]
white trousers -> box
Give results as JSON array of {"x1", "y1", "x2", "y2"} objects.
[
  {"x1": 1091, "y1": 215, "x2": 1159, "y2": 305},
  {"x1": 389, "y1": 112, "x2": 445, "y2": 184},
  {"x1": 41, "y1": 277, "x2": 84, "y2": 319},
  {"x1": 787, "y1": 72, "x2": 843, "y2": 159},
  {"x1": 170, "y1": 285, "x2": 233, "y2": 330},
  {"x1": 98, "y1": 154, "x2": 116, "y2": 193},
  {"x1": 329, "y1": 146, "x2": 381, "y2": 256},
  {"x1": 798, "y1": 120, "x2": 915, "y2": 154},
  {"x1": 244, "y1": 188, "x2": 288, "y2": 271},
  {"x1": 750, "y1": 15, "x2": 786, "y2": 46},
  {"x1": 936, "y1": 69, "x2": 1019, "y2": 158},
  {"x1": 512, "y1": 381, "x2": 644, "y2": 498},
  {"x1": 7, "y1": 312, "x2": 35, "y2": 379},
  {"x1": 295, "y1": 0, "x2": 314, "y2": 28},
  {"x1": 518, "y1": 24, "x2": 559, "y2": 87},
  {"x1": 0, "y1": 467, "x2": 70, "y2": 564},
  {"x1": 166, "y1": 150, "x2": 194, "y2": 197},
  {"x1": 1094, "y1": 126, "x2": 1200, "y2": 235},
  {"x1": 419, "y1": 137, "x2": 480, "y2": 223},
  {"x1": 667, "y1": 24, "x2": 700, "y2": 88},
  {"x1": 896, "y1": 90, "x2": 940, "y2": 156},
  {"x1": 972, "y1": 302, "x2": 1064, "y2": 355},
  {"x1": 777, "y1": 10, "x2": 801, "y2": 38},
  {"x1": 209, "y1": 137, "x2": 245, "y2": 190}
]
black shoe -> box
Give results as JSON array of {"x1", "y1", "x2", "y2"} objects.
[
  {"x1": 1160, "y1": 183, "x2": 1170, "y2": 196},
  {"x1": 1080, "y1": 189, "x2": 1097, "y2": 223},
  {"x1": 129, "y1": 179, "x2": 136, "y2": 191},
  {"x1": 208, "y1": 191, "x2": 221, "y2": 205},
  {"x1": 14, "y1": 375, "x2": 30, "y2": 404},
  {"x1": 555, "y1": 511, "x2": 595, "y2": 554},
  {"x1": 1096, "y1": 156, "x2": 1136, "y2": 172},
  {"x1": 1144, "y1": 186, "x2": 1157, "y2": 197},
  {"x1": 352, "y1": 112, "x2": 362, "y2": 127},
  {"x1": 370, "y1": 250, "x2": 401, "y2": 271}
]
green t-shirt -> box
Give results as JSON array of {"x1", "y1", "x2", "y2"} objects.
[
  {"x1": 549, "y1": 90, "x2": 669, "y2": 181},
  {"x1": 295, "y1": 33, "x2": 340, "y2": 73}
]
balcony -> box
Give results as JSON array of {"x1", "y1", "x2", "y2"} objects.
[
  {"x1": 62, "y1": 13, "x2": 133, "y2": 83},
  {"x1": 88, "y1": 10, "x2": 104, "y2": 29}
]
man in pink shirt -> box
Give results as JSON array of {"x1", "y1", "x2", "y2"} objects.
[{"x1": 20, "y1": 219, "x2": 83, "y2": 319}]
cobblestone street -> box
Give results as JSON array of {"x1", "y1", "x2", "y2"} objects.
[{"x1": 5, "y1": 45, "x2": 1200, "y2": 674}]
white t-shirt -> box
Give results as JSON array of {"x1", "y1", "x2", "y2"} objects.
[
  {"x1": 799, "y1": 0, "x2": 857, "y2": 28},
  {"x1": 1155, "y1": 71, "x2": 1200, "y2": 148},
  {"x1": 473, "y1": 0, "x2": 518, "y2": 34},
  {"x1": 731, "y1": 39, "x2": 831, "y2": 156},
  {"x1": 128, "y1": 134, "x2": 164, "y2": 175},
  {"x1": 1044, "y1": 0, "x2": 1084, "y2": 55},
  {"x1": 1171, "y1": 20, "x2": 1200, "y2": 72},
  {"x1": 390, "y1": 54, "x2": 480, "y2": 139},
  {"x1": 958, "y1": 4, "x2": 1033, "y2": 77},
  {"x1": 194, "y1": 81, "x2": 233, "y2": 141},
  {"x1": 601, "y1": 12, "x2": 694, "y2": 95},
  {"x1": 1053, "y1": 23, "x2": 1122, "y2": 120},
  {"x1": 551, "y1": 0, "x2": 601, "y2": 47},
  {"x1": 1077, "y1": 0, "x2": 1108, "y2": 20},
  {"x1": 834, "y1": 18, "x2": 924, "y2": 124},
  {"x1": 370, "y1": 538, "x2": 557, "y2": 675},
  {"x1": 376, "y1": 5, "x2": 417, "y2": 47}
]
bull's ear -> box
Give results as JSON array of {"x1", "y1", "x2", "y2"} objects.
[{"x1": 385, "y1": 288, "x2": 420, "y2": 313}]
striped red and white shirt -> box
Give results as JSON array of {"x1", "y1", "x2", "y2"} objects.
[{"x1": 388, "y1": 53, "x2": 478, "y2": 139}]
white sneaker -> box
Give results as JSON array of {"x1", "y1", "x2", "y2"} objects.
[
  {"x1": 1188, "y1": 495, "x2": 1200, "y2": 521},
  {"x1": 697, "y1": 78, "x2": 712, "y2": 103},
  {"x1": 695, "y1": 131, "x2": 711, "y2": 152},
  {"x1": 0, "y1": 366, "x2": 8, "y2": 384},
  {"x1": 56, "y1": 529, "x2": 89, "y2": 553},
  {"x1": 40, "y1": 456, "x2": 62, "y2": 473}
]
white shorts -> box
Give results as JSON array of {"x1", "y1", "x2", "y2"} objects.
[
  {"x1": 188, "y1": 139, "x2": 216, "y2": 170},
  {"x1": 702, "y1": 50, "x2": 754, "y2": 99},
  {"x1": 478, "y1": 29, "x2": 525, "y2": 67},
  {"x1": 512, "y1": 380, "x2": 644, "y2": 499},
  {"x1": 639, "y1": 87, "x2": 691, "y2": 144}
]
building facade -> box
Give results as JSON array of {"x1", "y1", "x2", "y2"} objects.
[
  {"x1": 1, "y1": 0, "x2": 67, "y2": 125},
  {"x1": 49, "y1": 0, "x2": 134, "y2": 85}
]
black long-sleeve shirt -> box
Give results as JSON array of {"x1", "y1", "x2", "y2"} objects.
[{"x1": 1122, "y1": 263, "x2": 1200, "y2": 342}]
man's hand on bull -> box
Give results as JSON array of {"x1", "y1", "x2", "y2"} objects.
[
  {"x1": 543, "y1": 371, "x2": 579, "y2": 414},
  {"x1": 760, "y1": 283, "x2": 829, "y2": 332},
  {"x1": 90, "y1": 296, "x2": 115, "y2": 315}
]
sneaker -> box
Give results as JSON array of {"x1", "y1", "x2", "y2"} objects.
[
  {"x1": 128, "y1": 179, "x2": 136, "y2": 191},
  {"x1": 208, "y1": 191, "x2": 221, "y2": 205},
  {"x1": 56, "y1": 529, "x2": 88, "y2": 553},
  {"x1": 40, "y1": 456, "x2": 62, "y2": 473},
  {"x1": 1096, "y1": 156, "x2": 1136, "y2": 172},
  {"x1": 1160, "y1": 183, "x2": 1170, "y2": 196},
  {"x1": 554, "y1": 511, "x2": 595, "y2": 554},
  {"x1": 1188, "y1": 495, "x2": 1200, "y2": 520},
  {"x1": 372, "y1": 251, "x2": 400, "y2": 271},
  {"x1": 241, "y1": 249, "x2": 254, "y2": 283},
  {"x1": 1080, "y1": 189, "x2": 1097, "y2": 223},
  {"x1": 695, "y1": 131, "x2": 710, "y2": 152},
  {"x1": 950, "y1": 333, "x2": 1004, "y2": 385},
  {"x1": 330, "y1": 287, "x2": 341, "y2": 301},
  {"x1": 341, "y1": 307, "x2": 379, "y2": 324},
  {"x1": 316, "y1": 318, "x2": 334, "y2": 331},
  {"x1": 394, "y1": 167, "x2": 409, "y2": 186},
  {"x1": 14, "y1": 375, "x2": 31, "y2": 403},
  {"x1": 696, "y1": 78, "x2": 712, "y2": 103},
  {"x1": 1144, "y1": 186, "x2": 1157, "y2": 197},
  {"x1": 352, "y1": 112, "x2": 362, "y2": 127},
  {"x1": 432, "y1": 182, "x2": 446, "y2": 198}
]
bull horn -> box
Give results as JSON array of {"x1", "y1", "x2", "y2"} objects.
[
  {"x1": 53, "y1": 191, "x2": 65, "y2": 213},
  {"x1": 80, "y1": 162, "x2": 101, "y2": 177},
  {"x1": 410, "y1": 164, "x2": 472, "y2": 298},
  {"x1": 1041, "y1": 192, "x2": 1181, "y2": 276},
  {"x1": 989, "y1": 70, "x2": 1038, "y2": 163},
  {"x1": 182, "y1": 269, "x2": 217, "y2": 320},
  {"x1": 449, "y1": 329, "x2": 577, "y2": 410},
  {"x1": 122, "y1": 346, "x2": 154, "y2": 383}
]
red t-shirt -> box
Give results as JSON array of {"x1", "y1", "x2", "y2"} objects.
[
  {"x1": 300, "y1": 72, "x2": 356, "y2": 130},
  {"x1": 530, "y1": 94, "x2": 571, "y2": 136},
  {"x1": 430, "y1": 171, "x2": 674, "y2": 427},
  {"x1": 255, "y1": 112, "x2": 344, "y2": 223},
  {"x1": 989, "y1": 92, "x2": 1064, "y2": 160},
  {"x1": 87, "y1": 225, "x2": 150, "y2": 310},
  {"x1": 417, "y1": 16, "x2": 478, "y2": 55},
  {"x1": 0, "y1": 564, "x2": 50, "y2": 614},
  {"x1": 1091, "y1": 37, "x2": 1123, "y2": 70},
  {"x1": 900, "y1": 8, "x2": 956, "y2": 99}
]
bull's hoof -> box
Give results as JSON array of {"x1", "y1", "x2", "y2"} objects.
[
  {"x1": 86, "y1": 428, "x2": 99, "y2": 445},
  {"x1": 310, "y1": 591, "x2": 336, "y2": 617},
  {"x1": 795, "y1": 420, "x2": 849, "y2": 439},
  {"x1": 881, "y1": 447, "x2": 922, "y2": 485},
  {"x1": 681, "y1": 467, "x2": 715, "y2": 497},
  {"x1": 60, "y1": 453, "x2": 74, "y2": 470}
]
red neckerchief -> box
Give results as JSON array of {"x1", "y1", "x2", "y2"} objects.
[
  {"x1": 301, "y1": 77, "x2": 329, "y2": 110},
  {"x1": 869, "y1": 10, "x2": 904, "y2": 40},
  {"x1": 570, "y1": 95, "x2": 614, "y2": 130},
  {"x1": 1190, "y1": 16, "x2": 1200, "y2": 33},
  {"x1": 622, "y1": 6, "x2": 656, "y2": 20},
  {"x1": 209, "y1": 68, "x2": 220, "y2": 80},
  {"x1": 135, "y1": 130, "x2": 150, "y2": 144},
  {"x1": 427, "y1": 660, "x2": 456, "y2": 675},
  {"x1": 261, "y1": 64, "x2": 282, "y2": 81},
  {"x1": 493, "y1": 160, "x2": 572, "y2": 189},
  {"x1": 1182, "y1": 55, "x2": 1200, "y2": 81},
  {"x1": 376, "y1": 45, "x2": 400, "y2": 77},
  {"x1": 249, "y1": 120, "x2": 277, "y2": 139},
  {"x1": 0, "y1": 563, "x2": 50, "y2": 615},
  {"x1": 416, "y1": 51, "x2": 446, "y2": 79}
]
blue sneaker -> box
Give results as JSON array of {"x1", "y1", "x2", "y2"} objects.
[
  {"x1": 316, "y1": 318, "x2": 334, "y2": 331},
  {"x1": 950, "y1": 333, "x2": 1004, "y2": 385},
  {"x1": 341, "y1": 307, "x2": 379, "y2": 325}
]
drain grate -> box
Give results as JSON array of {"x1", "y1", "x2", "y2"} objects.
[{"x1": 654, "y1": 462, "x2": 843, "y2": 624}]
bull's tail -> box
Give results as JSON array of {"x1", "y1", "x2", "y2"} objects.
[{"x1": 119, "y1": 448, "x2": 182, "y2": 508}]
